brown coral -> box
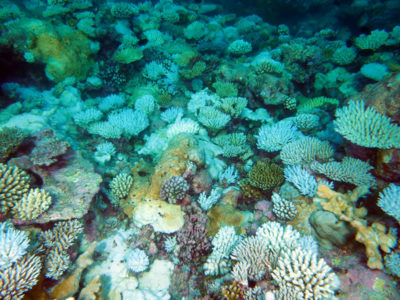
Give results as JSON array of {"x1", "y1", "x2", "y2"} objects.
[
  {"x1": 248, "y1": 161, "x2": 284, "y2": 191},
  {"x1": 0, "y1": 163, "x2": 30, "y2": 214},
  {"x1": 0, "y1": 127, "x2": 25, "y2": 163},
  {"x1": 12, "y1": 188, "x2": 52, "y2": 221}
]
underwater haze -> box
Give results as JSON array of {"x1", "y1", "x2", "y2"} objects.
[{"x1": 0, "y1": 0, "x2": 400, "y2": 299}]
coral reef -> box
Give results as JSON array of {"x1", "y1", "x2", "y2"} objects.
[{"x1": 0, "y1": 0, "x2": 399, "y2": 297}]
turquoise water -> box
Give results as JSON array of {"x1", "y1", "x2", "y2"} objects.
[{"x1": 0, "y1": 1, "x2": 399, "y2": 299}]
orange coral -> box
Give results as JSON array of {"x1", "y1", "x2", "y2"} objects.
[
  {"x1": 351, "y1": 220, "x2": 397, "y2": 269},
  {"x1": 316, "y1": 184, "x2": 368, "y2": 222},
  {"x1": 315, "y1": 184, "x2": 397, "y2": 269}
]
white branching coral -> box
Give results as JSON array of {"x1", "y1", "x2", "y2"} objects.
[
  {"x1": 204, "y1": 226, "x2": 241, "y2": 276},
  {"x1": 0, "y1": 222, "x2": 29, "y2": 270},
  {"x1": 272, "y1": 248, "x2": 338, "y2": 300}
]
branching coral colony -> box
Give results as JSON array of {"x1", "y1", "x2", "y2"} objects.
[{"x1": 0, "y1": 0, "x2": 400, "y2": 299}]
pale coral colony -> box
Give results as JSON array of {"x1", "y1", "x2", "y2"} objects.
[{"x1": 1, "y1": 0, "x2": 400, "y2": 299}]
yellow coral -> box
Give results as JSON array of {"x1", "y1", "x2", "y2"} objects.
[
  {"x1": 0, "y1": 163, "x2": 30, "y2": 214},
  {"x1": 12, "y1": 188, "x2": 52, "y2": 221},
  {"x1": 315, "y1": 184, "x2": 396, "y2": 269},
  {"x1": 351, "y1": 220, "x2": 396, "y2": 269}
]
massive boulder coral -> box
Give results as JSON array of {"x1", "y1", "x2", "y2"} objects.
[{"x1": 1, "y1": 18, "x2": 97, "y2": 82}]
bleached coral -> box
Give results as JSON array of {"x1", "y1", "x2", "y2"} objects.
[
  {"x1": 166, "y1": 118, "x2": 199, "y2": 139},
  {"x1": 125, "y1": 249, "x2": 149, "y2": 273},
  {"x1": 94, "y1": 141, "x2": 116, "y2": 164},
  {"x1": 284, "y1": 165, "x2": 318, "y2": 197},
  {"x1": 108, "y1": 109, "x2": 149, "y2": 137},
  {"x1": 204, "y1": 226, "x2": 241, "y2": 276},
  {"x1": 378, "y1": 184, "x2": 400, "y2": 222},
  {"x1": 139, "y1": 133, "x2": 168, "y2": 156},
  {"x1": 161, "y1": 107, "x2": 183, "y2": 123},
  {"x1": 197, "y1": 188, "x2": 221, "y2": 211},
  {"x1": 134, "y1": 94, "x2": 156, "y2": 114},
  {"x1": 280, "y1": 137, "x2": 334, "y2": 166},
  {"x1": 219, "y1": 165, "x2": 239, "y2": 185},
  {"x1": 256, "y1": 121, "x2": 300, "y2": 152},
  {"x1": 73, "y1": 108, "x2": 103, "y2": 126},
  {"x1": 311, "y1": 156, "x2": 375, "y2": 187},
  {"x1": 272, "y1": 248, "x2": 338, "y2": 299},
  {"x1": 334, "y1": 100, "x2": 400, "y2": 149},
  {"x1": 0, "y1": 223, "x2": 29, "y2": 270}
]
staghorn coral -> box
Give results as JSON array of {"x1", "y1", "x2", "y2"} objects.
[
  {"x1": 0, "y1": 254, "x2": 42, "y2": 300},
  {"x1": 160, "y1": 176, "x2": 190, "y2": 204},
  {"x1": 271, "y1": 193, "x2": 298, "y2": 221},
  {"x1": 45, "y1": 247, "x2": 71, "y2": 280},
  {"x1": 12, "y1": 188, "x2": 52, "y2": 221},
  {"x1": 248, "y1": 161, "x2": 284, "y2": 191},
  {"x1": 41, "y1": 219, "x2": 83, "y2": 279},
  {"x1": 272, "y1": 248, "x2": 338, "y2": 300},
  {"x1": 0, "y1": 127, "x2": 25, "y2": 163},
  {"x1": 0, "y1": 222, "x2": 29, "y2": 270},
  {"x1": 231, "y1": 236, "x2": 271, "y2": 281},
  {"x1": 0, "y1": 163, "x2": 30, "y2": 214},
  {"x1": 110, "y1": 173, "x2": 134, "y2": 201}
]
